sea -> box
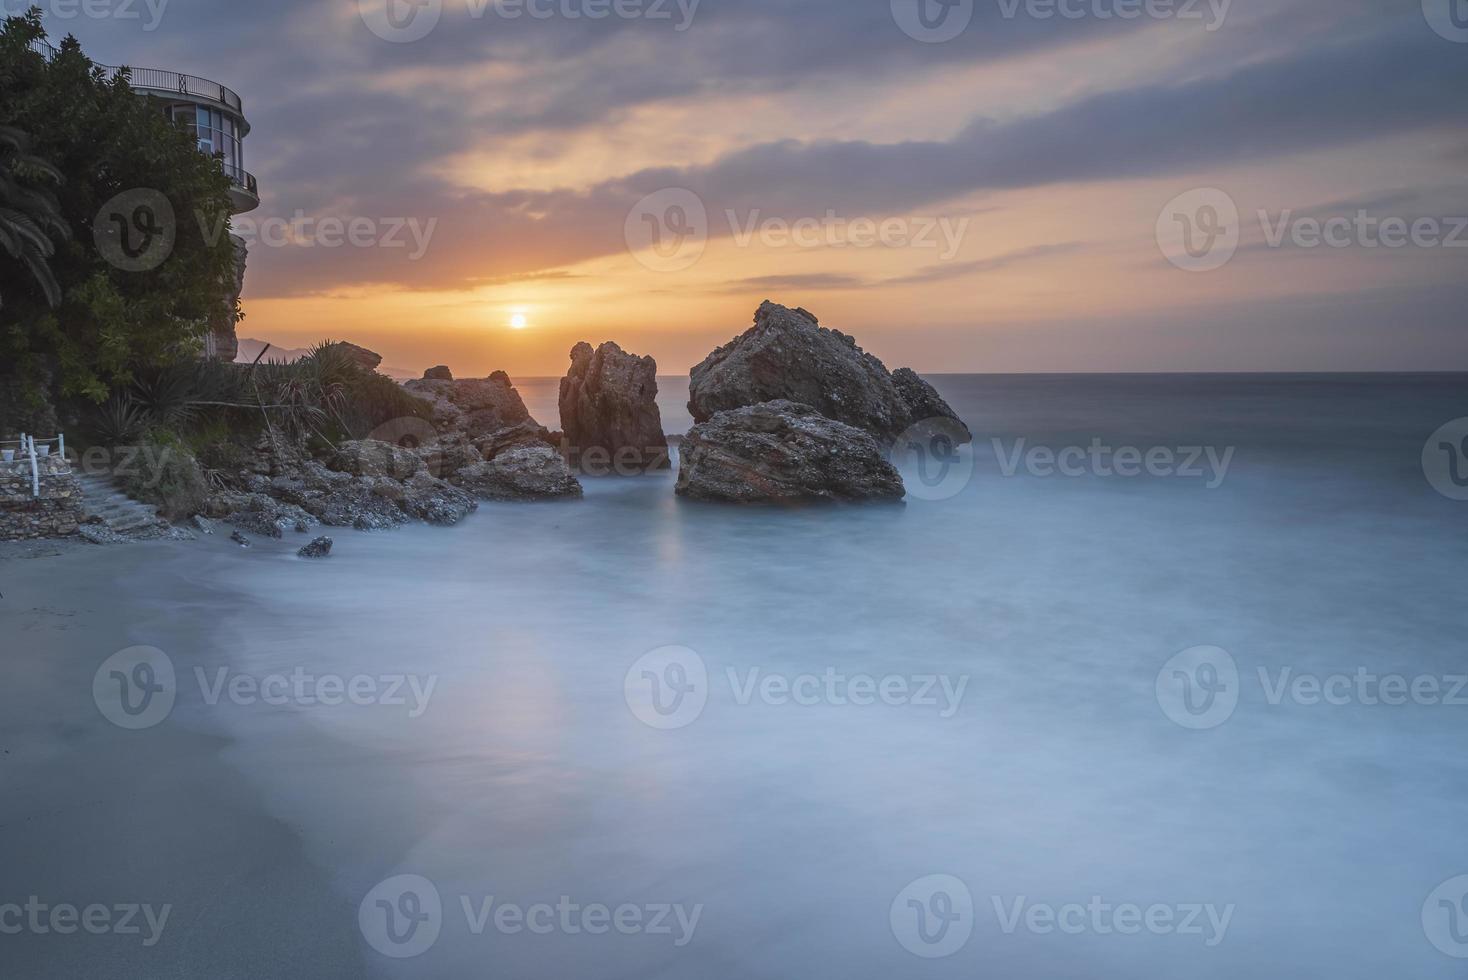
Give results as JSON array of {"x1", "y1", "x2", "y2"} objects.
[{"x1": 131, "y1": 373, "x2": 1468, "y2": 977}]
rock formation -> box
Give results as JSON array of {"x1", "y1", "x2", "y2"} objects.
[
  {"x1": 335, "y1": 342, "x2": 384, "y2": 372},
  {"x1": 451, "y1": 445, "x2": 585, "y2": 501},
  {"x1": 675, "y1": 400, "x2": 906, "y2": 503},
  {"x1": 216, "y1": 456, "x2": 476, "y2": 533},
  {"x1": 687, "y1": 301, "x2": 970, "y2": 445},
  {"x1": 559, "y1": 341, "x2": 669, "y2": 471},
  {"x1": 403, "y1": 371, "x2": 533, "y2": 440},
  {"x1": 891, "y1": 368, "x2": 972, "y2": 442},
  {"x1": 423, "y1": 365, "x2": 453, "y2": 381},
  {"x1": 327, "y1": 439, "x2": 424, "y2": 481},
  {"x1": 202, "y1": 370, "x2": 583, "y2": 534}
]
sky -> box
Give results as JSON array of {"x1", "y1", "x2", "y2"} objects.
[{"x1": 30, "y1": 0, "x2": 1468, "y2": 377}]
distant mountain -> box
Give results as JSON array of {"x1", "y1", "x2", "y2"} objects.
[{"x1": 235, "y1": 338, "x2": 417, "y2": 380}]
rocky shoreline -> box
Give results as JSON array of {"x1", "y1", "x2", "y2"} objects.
[{"x1": 6, "y1": 301, "x2": 970, "y2": 551}]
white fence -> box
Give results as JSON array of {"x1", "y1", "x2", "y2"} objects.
[{"x1": 0, "y1": 433, "x2": 66, "y2": 498}]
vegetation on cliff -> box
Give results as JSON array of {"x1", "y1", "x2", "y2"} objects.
[{"x1": 0, "y1": 8, "x2": 236, "y2": 413}]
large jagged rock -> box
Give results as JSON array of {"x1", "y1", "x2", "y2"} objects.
[
  {"x1": 451, "y1": 445, "x2": 583, "y2": 501},
  {"x1": 327, "y1": 439, "x2": 425, "y2": 481},
  {"x1": 891, "y1": 368, "x2": 971, "y2": 441},
  {"x1": 676, "y1": 400, "x2": 906, "y2": 503},
  {"x1": 687, "y1": 301, "x2": 970, "y2": 445},
  {"x1": 559, "y1": 341, "x2": 669, "y2": 472},
  {"x1": 423, "y1": 365, "x2": 453, "y2": 381},
  {"x1": 403, "y1": 372, "x2": 533, "y2": 440}
]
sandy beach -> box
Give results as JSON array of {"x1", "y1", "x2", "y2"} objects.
[{"x1": 0, "y1": 539, "x2": 366, "y2": 978}]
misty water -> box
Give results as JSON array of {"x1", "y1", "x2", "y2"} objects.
[{"x1": 140, "y1": 373, "x2": 1467, "y2": 978}]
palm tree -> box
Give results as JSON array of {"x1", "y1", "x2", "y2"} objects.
[{"x1": 0, "y1": 125, "x2": 69, "y2": 311}]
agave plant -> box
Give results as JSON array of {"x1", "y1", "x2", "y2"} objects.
[
  {"x1": 89, "y1": 392, "x2": 149, "y2": 447},
  {"x1": 0, "y1": 125, "x2": 69, "y2": 311}
]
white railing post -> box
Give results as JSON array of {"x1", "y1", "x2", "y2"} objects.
[
  {"x1": 57, "y1": 433, "x2": 65, "y2": 459},
  {"x1": 29, "y1": 443, "x2": 39, "y2": 498}
]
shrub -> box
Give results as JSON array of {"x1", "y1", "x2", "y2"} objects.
[{"x1": 117, "y1": 429, "x2": 208, "y2": 520}]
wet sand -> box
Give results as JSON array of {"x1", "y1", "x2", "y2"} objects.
[{"x1": 0, "y1": 539, "x2": 366, "y2": 978}]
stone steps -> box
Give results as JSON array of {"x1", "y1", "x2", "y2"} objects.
[{"x1": 74, "y1": 472, "x2": 168, "y2": 534}]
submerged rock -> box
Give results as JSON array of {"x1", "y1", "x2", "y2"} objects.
[
  {"x1": 687, "y1": 301, "x2": 969, "y2": 445},
  {"x1": 676, "y1": 400, "x2": 906, "y2": 503},
  {"x1": 559, "y1": 341, "x2": 669, "y2": 471},
  {"x1": 298, "y1": 536, "x2": 333, "y2": 558},
  {"x1": 451, "y1": 445, "x2": 583, "y2": 501},
  {"x1": 229, "y1": 529, "x2": 251, "y2": 547}
]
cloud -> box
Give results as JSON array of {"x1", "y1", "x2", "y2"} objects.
[
  {"x1": 241, "y1": 14, "x2": 1466, "y2": 296},
  {"x1": 886, "y1": 243, "x2": 1089, "y2": 285},
  {"x1": 715, "y1": 273, "x2": 869, "y2": 294}
]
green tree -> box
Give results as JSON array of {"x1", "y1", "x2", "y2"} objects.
[
  {"x1": 0, "y1": 8, "x2": 236, "y2": 408},
  {"x1": 0, "y1": 124, "x2": 68, "y2": 311}
]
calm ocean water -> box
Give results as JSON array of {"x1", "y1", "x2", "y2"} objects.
[{"x1": 143, "y1": 373, "x2": 1466, "y2": 978}]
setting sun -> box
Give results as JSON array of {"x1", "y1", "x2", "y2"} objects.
[{"x1": 509, "y1": 313, "x2": 528, "y2": 330}]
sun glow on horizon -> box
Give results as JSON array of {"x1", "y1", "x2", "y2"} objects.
[{"x1": 509, "y1": 312, "x2": 529, "y2": 330}]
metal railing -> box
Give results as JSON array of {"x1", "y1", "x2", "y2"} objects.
[
  {"x1": 1, "y1": 433, "x2": 66, "y2": 498},
  {"x1": 25, "y1": 38, "x2": 244, "y2": 115},
  {"x1": 24, "y1": 38, "x2": 256, "y2": 196},
  {"x1": 220, "y1": 161, "x2": 259, "y2": 197}
]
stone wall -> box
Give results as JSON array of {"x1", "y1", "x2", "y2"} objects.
[
  {"x1": 205, "y1": 234, "x2": 247, "y2": 361},
  {"x1": 0, "y1": 454, "x2": 84, "y2": 540}
]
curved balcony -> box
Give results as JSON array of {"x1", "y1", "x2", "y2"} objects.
[
  {"x1": 221, "y1": 163, "x2": 260, "y2": 214},
  {"x1": 27, "y1": 38, "x2": 257, "y2": 212}
]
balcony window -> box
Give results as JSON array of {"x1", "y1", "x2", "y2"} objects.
[{"x1": 169, "y1": 105, "x2": 245, "y2": 181}]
